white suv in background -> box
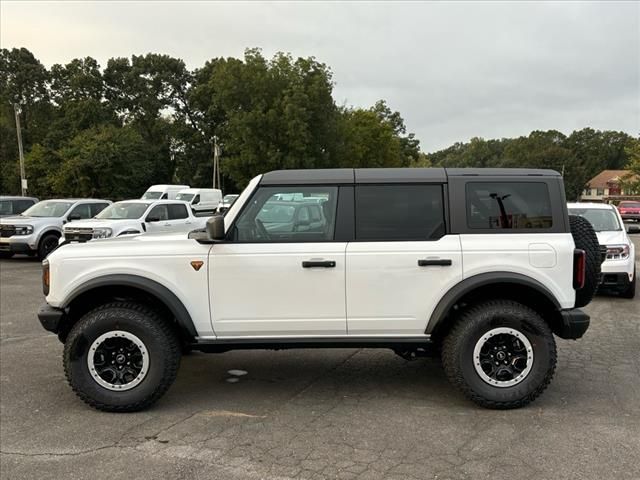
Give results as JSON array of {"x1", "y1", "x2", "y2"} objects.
[
  {"x1": 61, "y1": 200, "x2": 208, "y2": 244},
  {"x1": 0, "y1": 199, "x2": 110, "y2": 259},
  {"x1": 568, "y1": 202, "x2": 636, "y2": 298}
]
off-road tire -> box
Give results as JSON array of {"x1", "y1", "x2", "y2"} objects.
[
  {"x1": 64, "y1": 302, "x2": 181, "y2": 412},
  {"x1": 620, "y1": 267, "x2": 636, "y2": 299},
  {"x1": 569, "y1": 215, "x2": 601, "y2": 308},
  {"x1": 37, "y1": 233, "x2": 59, "y2": 260},
  {"x1": 442, "y1": 300, "x2": 557, "y2": 409},
  {"x1": 0, "y1": 252, "x2": 14, "y2": 259}
]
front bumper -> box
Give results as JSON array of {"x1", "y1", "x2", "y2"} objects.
[
  {"x1": 599, "y1": 272, "x2": 633, "y2": 291},
  {"x1": 0, "y1": 236, "x2": 37, "y2": 254},
  {"x1": 555, "y1": 309, "x2": 590, "y2": 340},
  {"x1": 620, "y1": 213, "x2": 640, "y2": 221},
  {"x1": 37, "y1": 304, "x2": 65, "y2": 333}
]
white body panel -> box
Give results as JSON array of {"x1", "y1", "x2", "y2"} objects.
[
  {"x1": 459, "y1": 233, "x2": 576, "y2": 309},
  {"x1": 141, "y1": 184, "x2": 190, "y2": 200},
  {"x1": 346, "y1": 236, "x2": 463, "y2": 334},
  {"x1": 176, "y1": 188, "x2": 222, "y2": 212},
  {"x1": 209, "y1": 242, "x2": 347, "y2": 337},
  {"x1": 46, "y1": 234, "x2": 215, "y2": 336}
]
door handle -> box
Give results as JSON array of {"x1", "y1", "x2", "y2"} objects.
[
  {"x1": 302, "y1": 260, "x2": 336, "y2": 268},
  {"x1": 418, "y1": 259, "x2": 452, "y2": 267}
]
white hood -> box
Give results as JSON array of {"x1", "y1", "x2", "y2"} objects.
[{"x1": 595, "y1": 230, "x2": 627, "y2": 246}]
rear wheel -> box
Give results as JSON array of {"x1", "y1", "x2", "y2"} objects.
[
  {"x1": 64, "y1": 302, "x2": 181, "y2": 412},
  {"x1": 442, "y1": 300, "x2": 557, "y2": 409}
]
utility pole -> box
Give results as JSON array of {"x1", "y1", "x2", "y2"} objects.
[
  {"x1": 212, "y1": 136, "x2": 221, "y2": 190},
  {"x1": 13, "y1": 103, "x2": 27, "y2": 196}
]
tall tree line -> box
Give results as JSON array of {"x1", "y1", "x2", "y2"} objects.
[
  {"x1": 0, "y1": 47, "x2": 422, "y2": 199},
  {"x1": 1, "y1": 47, "x2": 637, "y2": 201}
]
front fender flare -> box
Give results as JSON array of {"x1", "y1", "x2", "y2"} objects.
[{"x1": 61, "y1": 274, "x2": 198, "y2": 338}]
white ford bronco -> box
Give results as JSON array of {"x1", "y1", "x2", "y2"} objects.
[{"x1": 37, "y1": 168, "x2": 602, "y2": 412}]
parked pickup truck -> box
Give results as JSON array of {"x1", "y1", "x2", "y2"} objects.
[
  {"x1": 37, "y1": 168, "x2": 602, "y2": 412},
  {"x1": 1, "y1": 199, "x2": 110, "y2": 259},
  {"x1": 60, "y1": 200, "x2": 209, "y2": 244}
]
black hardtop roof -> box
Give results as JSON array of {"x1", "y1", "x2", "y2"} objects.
[{"x1": 260, "y1": 168, "x2": 561, "y2": 185}]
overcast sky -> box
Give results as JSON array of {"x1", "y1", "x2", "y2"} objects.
[{"x1": 1, "y1": 1, "x2": 638, "y2": 151}]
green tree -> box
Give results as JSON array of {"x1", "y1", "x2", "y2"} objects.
[
  {"x1": 620, "y1": 140, "x2": 640, "y2": 195},
  {"x1": 52, "y1": 124, "x2": 158, "y2": 199}
]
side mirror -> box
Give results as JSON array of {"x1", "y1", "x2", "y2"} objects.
[
  {"x1": 146, "y1": 216, "x2": 160, "y2": 223},
  {"x1": 628, "y1": 225, "x2": 640, "y2": 234},
  {"x1": 206, "y1": 215, "x2": 225, "y2": 240},
  {"x1": 67, "y1": 214, "x2": 81, "y2": 221}
]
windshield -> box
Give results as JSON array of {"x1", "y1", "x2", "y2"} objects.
[
  {"x1": 569, "y1": 208, "x2": 621, "y2": 232},
  {"x1": 22, "y1": 201, "x2": 73, "y2": 218},
  {"x1": 223, "y1": 194, "x2": 238, "y2": 203},
  {"x1": 175, "y1": 193, "x2": 194, "y2": 201},
  {"x1": 619, "y1": 202, "x2": 640, "y2": 208},
  {"x1": 96, "y1": 202, "x2": 150, "y2": 220},
  {"x1": 258, "y1": 204, "x2": 296, "y2": 223},
  {"x1": 141, "y1": 191, "x2": 162, "y2": 200}
]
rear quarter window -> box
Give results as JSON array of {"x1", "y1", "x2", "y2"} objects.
[{"x1": 466, "y1": 182, "x2": 553, "y2": 230}]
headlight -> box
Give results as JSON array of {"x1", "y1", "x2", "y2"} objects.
[
  {"x1": 606, "y1": 244, "x2": 630, "y2": 260},
  {"x1": 92, "y1": 228, "x2": 113, "y2": 239},
  {"x1": 15, "y1": 225, "x2": 34, "y2": 235}
]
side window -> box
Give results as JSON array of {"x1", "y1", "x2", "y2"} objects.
[
  {"x1": 161, "y1": 193, "x2": 168, "y2": 200},
  {"x1": 232, "y1": 186, "x2": 338, "y2": 242},
  {"x1": 466, "y1": 182, "x2": 553, "y2": 229},
  {"x1": 355, "y1": 185, "x2": 445, "y2": 241},
  {"x1": 192, "y1": 194, "x2": 200, "y2": 205},
  {"x1": 90, "y1": 203, "x2": 109, "y2": 217},
  {"x1": 69, "y1": 204, "x2": 91, "y2": 219},
  {"x1": 147, "y1": 205, "x2": 169, "y2": 221},
  {"x1": 168, "y1": 203, "x2": 188, "y2": 220}
]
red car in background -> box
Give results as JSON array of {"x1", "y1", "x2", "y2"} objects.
[{"x1": 617, "y1": 201, "x2": 640, "y2": 222}]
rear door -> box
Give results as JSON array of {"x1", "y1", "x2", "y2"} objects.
[
  {"x1": 165, "y1": 203, "x2": 192, "y2": 232},
  {"x1": 346, "y1": 184, "x2": 463, "y2": 335}
]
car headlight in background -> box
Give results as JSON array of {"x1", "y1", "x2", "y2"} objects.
[
  {"x1": 14, "y1": 225, "x2": 34, "y2": 235},
  {"x1": 605, "y1": 244, "x2": 630, "y2": 260},
  {"x1": 92, "y1": 228, "x2": 113, "y2": 239}
]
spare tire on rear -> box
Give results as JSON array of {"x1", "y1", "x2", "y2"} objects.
[{"x1": 569, "y1": 215, "x2": 602, "y2": 308}]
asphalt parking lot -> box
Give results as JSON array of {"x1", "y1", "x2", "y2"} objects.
[{"x1": 1, "y1": 238, "x2": 639, "y2": 480}]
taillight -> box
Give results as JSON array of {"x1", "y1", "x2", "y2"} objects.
[
  {"x1": 573, "y1": 249, "x2": 586, "y2": 290},
  {"x1": 42, "y1": 260, "x2": 50, "y2": 295}
]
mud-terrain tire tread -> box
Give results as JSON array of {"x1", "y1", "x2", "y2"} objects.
[
  {"x1": 442, "y1": 299, "x2": 557, "y2": 409},
  {"x1": 63, "y1": 301, "x2": 180, "y2": 412},
  {"x1": 569, "y1": 215, "x2": 601, "y2": 308}
]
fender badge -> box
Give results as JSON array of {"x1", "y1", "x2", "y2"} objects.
[{"x1": 190, "y1": 260, "x2": 204, "y2": 271}]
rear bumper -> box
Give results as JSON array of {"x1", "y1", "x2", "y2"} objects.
[
  {"x1": 37, "y1": 304, "x2": 65, "y2": 333},
  {"x1": 556, "y1": 308, "x2": 590, "y2": 340}
]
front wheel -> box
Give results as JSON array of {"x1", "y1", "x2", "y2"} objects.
[
  {"x1": 38, "y1": 233, "x2": 59, "y2": 260},
  {"x1": 442, "y1": 300, "x2": 557, "y2": 409},
  {"x1": 64, "y1": 302, "x2": 181, "y2": 412}
]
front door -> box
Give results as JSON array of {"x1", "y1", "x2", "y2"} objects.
[
  {"x1": 209, "y1": 185, "x2": 346, "y2": 337},
  {"x1": 346, "y1": 184, "x2": 463, "y2": 335}
]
